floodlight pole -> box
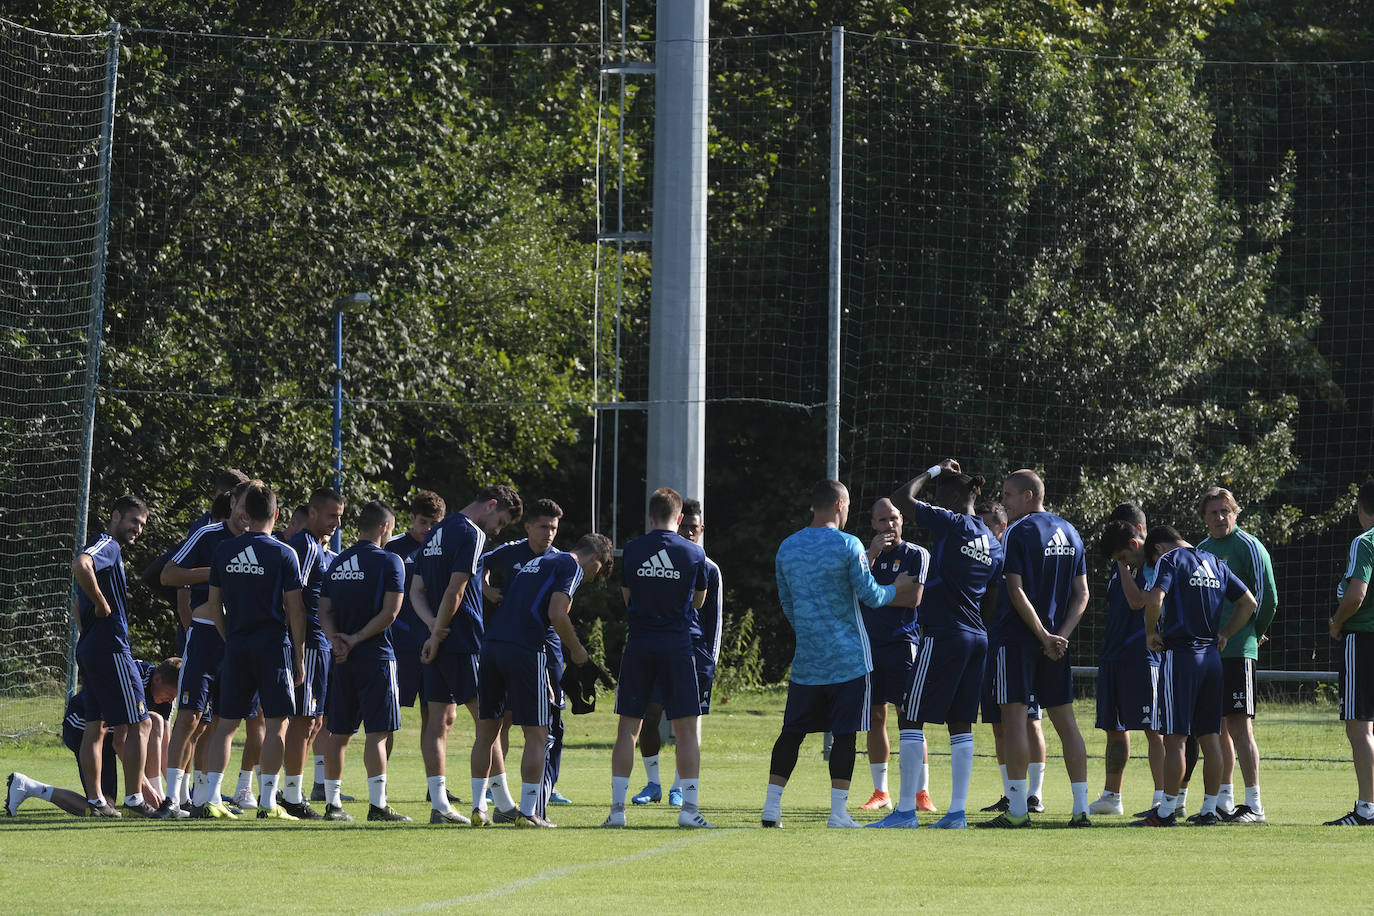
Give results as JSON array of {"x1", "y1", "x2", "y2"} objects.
[
  {"x1": 332, "y1": 291, "x2": 371, "y2": 552},
  {"x1": 645, "y1": 0, "x2": 708, "y2": 518}
]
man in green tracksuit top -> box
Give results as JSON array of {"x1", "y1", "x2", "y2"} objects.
[{"x1": 1197, "y1": 485, "x2": 1277, "y2": 824}]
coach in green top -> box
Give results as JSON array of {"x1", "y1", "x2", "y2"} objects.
[
  {"x1": 1197, "y1": 485, "x2": 1276, "y2": 824},
  {"x1": 1325, "y1": 481, "x2": 1374, "y2": 826}
]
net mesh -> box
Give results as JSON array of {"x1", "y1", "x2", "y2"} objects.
[{"x1": 0, "y1": 19, "x2": 112, "y2": 737}]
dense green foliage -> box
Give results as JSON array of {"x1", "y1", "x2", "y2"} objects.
[{"x1": 4, "y1": 1, "x2": 1372, "y2": 679}]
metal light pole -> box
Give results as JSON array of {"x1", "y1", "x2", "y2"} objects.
[{"x1": 332, "y1": 291, "x2": 371, "y2": 551}]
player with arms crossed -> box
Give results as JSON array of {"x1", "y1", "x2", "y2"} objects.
[
  {"x1": 199, "y1": 481, "x2": 308, "y2": 820},
  {"x1": 317, "y1": 500, "x2": 410, "y2": 821},
  {"x1": 72, "y1": 495, "x2": 165, "y2": 818},
  {"x1": 1091, "y1": 505, "x2": 1166, "y2": 817},
  {"x1": 855, "y1": 497, "x2": 932, "y2": 814},
  {"x1": 606, "y1": 487, "x2": 713, "y2": 828},
  {"x1": 474, "y1": 533, "x2": 614, "y2": 827},
  {"x1": 1196, "y1": 486, "x2": 1277, "y2": 823},
  {"x1": 981, "y1": 469, "x2": 1092, "y2": 827},
  {"x1": 1136, "y1": 525, "x2": 1256, "y2": 826},
  {"x1": 763, "y1": 479, "x2": 920, "y2": 829},
  {"x1": 412, "y1": 484, "x2": 522, "y2": 825},
  {"x1": 1324, "y1": 481, "x2": 1374, "y2": 826},
  {"x1": 868, "y1": 461, "x2": 1001, "y2": 829}
]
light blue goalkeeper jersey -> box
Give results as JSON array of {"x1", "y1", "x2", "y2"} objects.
[{"x1": 775, "y1": 525, "x2": 896, "y2": 685}]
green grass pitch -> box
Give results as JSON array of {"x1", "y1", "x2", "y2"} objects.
[{"x1": 0, "y1": 692, "x2": 1367, "y2": 913}]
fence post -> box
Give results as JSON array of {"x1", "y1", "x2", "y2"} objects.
[
  {"x1": 826, "y1": 26, "x2": 844, "y2": 481},
  {"x1": 69, "y1": 21, "x2": 121, "y2": 698}
]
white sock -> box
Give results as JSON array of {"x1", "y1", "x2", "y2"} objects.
[
  {"x1": 871, "y1": 762, "x2": 888, "y2": 794},
  {"x1": 155, "y1": 774, "x2": 165, "y2": 797},
  {"x1": 1217, "y1": 783, "x2": 1234, "y2": 810},
  {"x1": 1178, "y1": 786, "x2": 1190, "y2": 809},
  {"x1": 34, "y1": 782, "x2": 54, "y2": 803},
  {"x1": 1158, "y1": 793, "x2": 1178, "y2": 817},
  {"x1": 949, "y1": 733, "x2": 973, "y2": 813},
  {"x1": 520, "y1": 782, "x2": 539, "y2": 816},
  {"x1": 236, "y1": 769, "x2": 253, "y2": 795},
  {"x1": 830, "y1": 787, "x2": 849, "y2": 819},
  {"x1": 427, "y1": 776, "x2": 451, "y2": 812},
  {"x1": 642, "y1": 754, "x2": 661, "y2": 785},
  {"x1": 1007, "y1": 779, "x2": 1028, "y2": 817},
  {"x1": 192, "y1": 770, "x2": 208, "y2": 807},
  {"x1": 999, "y1": 763, "x2": 1009, "y2": 794},
  {"x1": 1245, "y1": 784, "x2": 1262, "y2": 813},
  {"x1": 166, "y1": 769, "x2": 185, "y2": 807},
  {"x1": 205, "y1": 771, "x2": 224, "y2": 805},
  {"x1": 252, "y1": 764, "x2": 262, "y2": 794},
  {"x1": 368, "y1": 774, "x2": 387, "y2": 808},
  {"x1": 1098, "y1": 789, "x2": 1120, "y2": 800},
  {"x1": 1028, "y1": 761, "x2": 1046, "y2": 799},
  {"x1": 763, "y1": 783, "x2": 785, "y2": 821},
  {"x1": 1070, "y1": 781, "x2": 1089, "y2": 816},
  {"x1": 898, "y1": 729, "x2": 923, "y2": 813},
  {"x1": 1202, "y1": 793, "x2": 1218, "y2": 815},
  {"x1": 1357, "y1": 800, "x2": 1374, "y2": 819},
  {"x1": 1153, "y1": 788, "x2": 1164, "y2": 807},
  {"x1": 680, "y1": 778, "x2": 699, "y2": 810},
  {"x1": 672, "y1": 770, "x2": 682, "y2": 793},
  {"x1": 325, "y1": 778, "x2": 342, "y2": 807},
  {"x1": 489, "y1": 773, "x2": 516, "y2": 810},
  {"x1": 314, "y1": 755, "x2": 326, "y2": 785},
  {"x1": 469, "y1": 777, "x2": 488, "y2": 812},
  {"x1": 919, "y1": 752, "x2": 930, "y2": 792},
  {"x1": 611, "y1": 775, "x2": 630, "y2": 807},
  {"x1": 260, "y1": 772, "x2": 279, "y2": 809},
  {"x1": 282, "y1": 775, "x2": 303, "y2": 805},
  {"x1": 179, "y1": 773, "x2": 192, "y2": 806},
  {"x1": 124, "y1": 793, "x2": 143, "y2": 807}
]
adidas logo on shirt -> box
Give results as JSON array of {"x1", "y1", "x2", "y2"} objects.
[
  {"x1": 422, "y1": 527, "x2": 443, "y2": 557},
  {"x1": 636, "y1": 549, "x2": 681, "y2": 579},
  {"x1": 332, "y1": 555, "x2": 365, "y2": 581},
  {"x1": 225, "y1": 545, "x2": 265, "y2": 575},
  {"x1": 961, "y1": 534, "x2": 995, "y2": 567},
  {"x1": 1188, "y1": 558, "x2": 1222, "y2": 589},
  {"x1": 1044, "y1": 527, "x2": 1077, "y2": 557}
]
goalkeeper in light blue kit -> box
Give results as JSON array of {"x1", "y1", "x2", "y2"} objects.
[{"x1": 763, "y1": 479, "x2": 921, "y2": 828}]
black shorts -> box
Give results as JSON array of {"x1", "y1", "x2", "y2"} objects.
[
  {"x1": 1339, "y1": 632, "x2": 1374, "y2": 721},
  {"x1": 1221, "y1": 657, "x2": 1256, "y2": 718}
]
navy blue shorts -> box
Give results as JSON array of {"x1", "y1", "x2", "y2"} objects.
[
  {"x1": 1154, "y1": 647, "x2": 1223, "y2": 737},
  {"x1": 782, "y1": 674, "x2": 871, "y2": 735},
  {"x1": 904, "y1": 628, "x2": 986, "y2": 725},
  {"x1": 615, "y1": 642, "x2": 702, "y2": 721},
  {"x1": 422, "y1": 651, "x2": 479, "y2": 706},
  {"x1": 1222, "y1": 657, "x2": 1257, "y2": 718},
  {"x1": 327, "y1": 656, "x2": 401, "y2": 734},
  {"x1": 1095, "y1": 659, "x2": 1159, "y2": 732},
  {"x1": 219, "y1": 629, "x2": 296, "y2": 720},
  {"x1": 294, "y1": 645, "x2": 329, "y2": 718},
  {"x1": 649, "y1": 646, "x2": 717, "y2": 715},
  {"x1": 393, "y1": 641, "x2": 424, "y2": 708},
  {"x1": 478, "y1": 642, "x2": 551, "y2": 726},
  {"x1": 871, "y1": 640, "x2": 919, "y2": 708},
  {"x1": 76, "y1": 644, "x2": 149, "y2": 727},
  {"x1": 177, "y1": 622, "x2": 224, "y2": 715},
  {"x1": 988, "y1": 641, "x2": 1074, "y2": 710},
  {"x1": 980, "y1": 656, "x2": 1042, "y2": 724}
]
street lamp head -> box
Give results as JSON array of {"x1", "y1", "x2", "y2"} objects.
[{"x1": 333, "y1": 291, "x2": 371, "y2": 311}]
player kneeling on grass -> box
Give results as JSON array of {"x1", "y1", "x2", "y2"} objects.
[
  {"x1": 1325, "y1": 480, "x2": 1374, "y2": 827},
  {"x1": 474, "y1": 533, "x2": 615, "y2": 827},
  {"x1": 764, "y1": 480, "x2": 921, "y2": 829},
  {"x1": 201, "y1": 481, "x2": 309, "y2": 820},
  {"x1": 317, "y1": 500, "x2": 411, "y2": 822},
  {"x1": 1136, "y1": 526, "x2": 1256, "y2": 827},
  {"x1": 8, "y1": 659, "x2": 179, "y2": 818}
]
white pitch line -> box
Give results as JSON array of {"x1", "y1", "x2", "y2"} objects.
[{"x1": 375, "y1": 828, "x2": 739, "y2": 914}]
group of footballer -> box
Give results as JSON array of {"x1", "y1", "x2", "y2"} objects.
[
  {"x1": 764, "y1": 461, "x2": 1374, "y2": 828},
  {"x1": 7, "y1": 469, "x2": 723, "y2": 829},
  {"x1": 8, "y1": 457, "x2": 1374, "y2": 830}
]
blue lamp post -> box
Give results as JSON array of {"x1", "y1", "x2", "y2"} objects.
[{"x1": 332, "y1": 291, "x2": 371, "y2": 551}]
